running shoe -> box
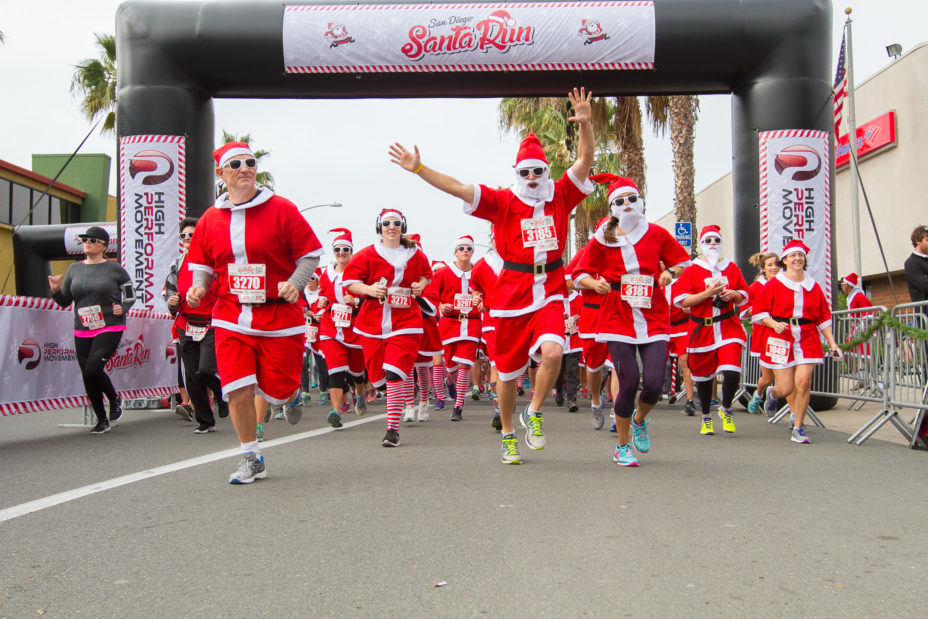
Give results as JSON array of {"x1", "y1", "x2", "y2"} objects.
[
  {"x1": 488, "y1": 388, "x2": 497, "y2": 405},
  {"x1": 567, "y1": 401, "x2": 579, "y2": 413},
  {"x1": 193, "y1": 424, "x2": 215, "y2": 434},
  {"x1": 700, "y1": 417, "x2": 714, "y2": 436},
  {"x1": 613, "y1": 443, "x2": 639, "y2": 467},
  {"x1": 471, "y1": 386, "x2": 480, "y2": 401},
  {"x1": 719, "y1": 406, "x2": 736, "y2": 433},
  {"x1": 519, "y1": 406, "x2": 545, "y2": 450},
  {"x1": 90, "y1": 419, "x2": 110, "y2": 435},
  {"x1": 581, "y1": 387, "x2": 589, "y2": 399},
  {"x1": 403, "y1": 404, "x2": 417, "y2": 424},
  {"x1": 301, "y1": 391, "x2": 312, "y2": 405},
  {"x1": 435, "y1": 399, "x2": 446, "y2": 411},
  {"x1": 447, "y1": 380, "x2": 457, "y2": 400},
  {"x1": 632, "y1": 416, "x2": 650, "y2": 453},
  {"x1": 364, "y1": 388, "x2": 377, "y2": 403},
  {"x1": 682, "y1": 399, "x2": 696, "y2": 417},
  {"x1": 555, "y1": 393, "x2": 565, "y2": 407},
  {"x1": 217, "y1": 400, "x2": 229, "y2": 419},
  {"x1": 340, "y1": 399, "x2": 351, "y2": 414},
  {"x1": 591, "y1": 404, "x2": 605, "y2": 430},
  {"x1": 417, "y1": 400, "x2": 430, "y2": 422},
  {"x1": 500, "y1": 433, "x2": 521, "y2": 464},
  {"x1": 747, "y1": 392, "x2": 762, "y2": 414},
  {"x1": 263, "y1": 407, "x2": 273, "y2": 424},
  {"x1": 229, "y1": 452, "x2": 266, "y2": 484},
  {"x1": 763, "y1": 387, "x2": 779, "y2": 418},
  {"x1": 491, "y1": 409, "x2": 501, "y2": 432},
  {"x1": 711, "y1": 398, "x2": 719, "y2": 407},
  {"x1": 175, "y1": 402, "x2": 194, "y2": 423},
  {"x1": 284, "y1": 400, "x2": 303, "y2": 425},
  {"x1": 790, "y1": 425, "x2": 811, "y2": 444},
  {"x1": 319, "y1": 391, "x2": 330, "y2": 405},
  {"x1": 327, "y1": 409, "x2": 343, "y2": 428},
  {"x1": 609, "y1": 421, "x2": 616, "y2": 433},
  {"x1": 256, "y1": 423, "x2": 265, "y2": 442},
  {"x1": 355, "y1": 396, "x2": 368, "y2": 416},
  {"x1": 451, "y1": 406, "x2": 463, "y2": 422},
  {"x1": 274, "y1": 408, "x2": 285, "y2": 420},
  {"x1": 310, "y1": 381, "x2": 318, "y2": 389},
  {"x1": 382, "y1": 429, "x2": 400, "y2": 447},
  {"x1": 517, "y1": 386, "x2": 525, "y2": 396},
  {"x1": 109, "y1": 394, "x2": 123, "y2": 423}
]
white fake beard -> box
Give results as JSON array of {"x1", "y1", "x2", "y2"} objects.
[
  {"x1": 701, "y1": 243, "x2": 722, "y2": 269},
  {"x1": 613, "y1": 199, "x2": 646, "y2": 232},
  {"x1": 512, "y1": 171, "x2": 554, "y2": 203}
]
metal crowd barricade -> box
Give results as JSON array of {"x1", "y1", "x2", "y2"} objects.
[{"x1": 849, "y1": 301, "x2": 928, "y2": 448}]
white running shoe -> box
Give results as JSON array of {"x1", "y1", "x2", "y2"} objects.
[
  {"x1": 417, "y1": 400, "x2": 430, "y2": 422},
  {"x1": 403, "y1": 404, "x2": 417, "y2": 424}
]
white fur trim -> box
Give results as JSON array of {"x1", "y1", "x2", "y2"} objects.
[{"x1": 218, "y1": 146, "x2": 254, "y2": 168}]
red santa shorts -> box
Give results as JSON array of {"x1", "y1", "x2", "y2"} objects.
[
  {"x1": 214, "y1": 328, "x2": 303, "y2": 404},
  {"x1": 481, "y1": 329, "x2": 497, "y2": 364},
  {"x1": 319, "y1": 338, "x2": 366, "y2": 377},
  {"x1": 581, "y1": 337, "x2": 609, "y2": 373},
  {"x1": 359, "y1": 333, "x2": 420, "y2": 386},
  {"x1": 443, "y1": 339, "x2": 479, "y2": 368},
  {"x1": 687, "y1": 342, "x2": 744, "y2": 382},
  {"x1": 493, "y1": 302, "x2": 566, "y2": 381},
  {"x1": 668, "y1": 335, "x2": 688, "y2": 359}
]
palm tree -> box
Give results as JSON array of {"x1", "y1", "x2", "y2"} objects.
[
  {"x1": 217, "y1": 131, "x2": 275, "y2": 194},
  {"x1": 669, "y1": 96, "x2": 700, "y2": 255},
  {"x1": 71, "y1": 33, "x2": 117, "y2": 134},
  {"x1": 0, "y1": 30, "x2": 6, "y2": 44}
]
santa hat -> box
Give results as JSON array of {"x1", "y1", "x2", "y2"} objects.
[
  {"x1": 699, "y1": 225, "x2": 722, "y2": 243},
  {"x1": 213, "y1": 141, "x2": 255, "y2": 168},
  {"x1": 515, "y1": 132, "x2": 548, "y2": 169},
  {"x1": 431, "y1": 260, "x2": 448, "y2": 271},
  {"x1": 455, "y1": 235, "x2": 474, "y2": 248},
  {"x1": 407, "y1": 233, "x2": 421, "y2": 246},
  {"x1": 780, "y1": 240, "x2": 810, "y2": 259},
  {"x1": 329, "y1": 227, "x2": 353, "y2": 248},
  {"x1": 310, "y1": 268, "x2": 322, "y2": 280},
  {"x1": 841, "y1": 272, "x2": 860, "y2": 287},
  {"x1": 378, "y1": 208, "x2": 404, "y2": 224},
  {"x1": 589, "y1": 173, "x2": 640, "y2": 203}
]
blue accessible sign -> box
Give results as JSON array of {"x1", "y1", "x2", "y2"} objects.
[{"x1": 674, "y1": 222, "x2": 692, "y2": 247}]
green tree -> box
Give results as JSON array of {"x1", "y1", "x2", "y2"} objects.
[
  {"x1": 217, "y1": 131, "x2": 275, "y2": 194},
  {"x1": 669, "y1": 95, "x2": 700, "y2": 255},
  {"x1": 70, "y1": 33, "x2": 117, "y2": 134}
]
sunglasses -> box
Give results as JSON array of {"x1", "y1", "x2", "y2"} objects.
[
  {"x1": 456, "y1": 246, "x2": 474, "y2": 252},
  {"x1": 517, "y1": 167, "x2": 547, "y2": 179},
  {"x1": 179, "y1": 232, "x2": 194, "y2": 240},
  {"x1": 381, "y1": 220, "x2": 403, "y2": 228},
  {"x1": 79, "y1": 237, "x2": 105, "y2": 245},
  {"x1": 225, "y1": 158, "x2": 256, "y2": 170},
  {"x1": 610, "y1": 195, "x2": 639, "y2": 207},
  {"x1": 333, "y1": 247, "x2": 352, "y2": 254},
  {"x1": 702, "y1": 237, "x2": 722, "y2": 245}
]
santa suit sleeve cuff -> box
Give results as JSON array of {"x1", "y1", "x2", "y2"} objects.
[
  {"x1": 463, "y1": 184, "x2": 480, "y2": 215},
  {"x1": 188, "y1": 263, "x2": 214, "y2": 276},
  {"x1": 817, "y1": 319, "x2": 833, "y2": 331},
  {"x1": 300, "y1": 247, "x2": 325, "y2": 259},
  {"x1": 573, "y1": 273, "x2": 592, "y2": 287},
  {"x1": 752, "y1": 311, "x2": 770, "y2": 324},
  {"x1": 734, "y1": 289, "x2": 749, "y2": 307},
  {"x1": 567, "y1": 169, "x2": 595, "y2": 195},
  {"x1": 672, "y1": 292, "x2": 689, "y2": 308}
]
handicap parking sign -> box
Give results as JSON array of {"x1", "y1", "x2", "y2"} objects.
[{"x1": 674, "y1": 222, "x2": 692, "y2": 247}]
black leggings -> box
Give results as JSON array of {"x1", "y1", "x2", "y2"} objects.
[
  {"x1": 695, "y1": 370, "x2": 741, "y2": 416},
  {"x1": 74, "y1": 331, "x2": 123, "y2": 421},
  {"x1": 607, "y1": 341, "x2": 667, "y2": 419}
]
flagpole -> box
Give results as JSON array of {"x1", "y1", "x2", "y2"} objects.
[{"x1": 844, "y1": 7, "x2": 862, "y2": 277}]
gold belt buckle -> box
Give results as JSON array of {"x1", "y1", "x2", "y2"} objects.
[
  {"x1": 533, "y1": 263, "x2": 545, "y2": 275},
  {"x1": 703, "y1": 317, "x2": 713, "y2": 327},
  {"x1": 458, "y1": 313, "x2": 467, "y2": 321},
  {"x1": 789, "y1": 318, "x2": 801, "y2": 327}
]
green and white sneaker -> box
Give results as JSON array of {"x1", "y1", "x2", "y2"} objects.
[
  {"x1": 519, "y1": 405, "x2": 546, "y2": 450},
  {"x1": 500, "y1": 433, "x2": 521, "y2": 464}
]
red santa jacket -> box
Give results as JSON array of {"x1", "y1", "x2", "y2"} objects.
[
  {"x1": 434, "y1": 262, "x2": 482, "y2": 344},
  {"x1": 672, "y1": 258, "x2": 749, "y2": 353}
]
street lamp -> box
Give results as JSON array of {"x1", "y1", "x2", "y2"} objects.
[{"x1": 299, "y1": 202, "x2": 342, "y2": 212}]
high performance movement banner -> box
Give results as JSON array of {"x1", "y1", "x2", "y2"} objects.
[
  {"x1": 0, "y1": 296, "x2": 179, "y2": 415},
  {"x1": 119, "y1": 135, "x2": 186, "y2": 313},
  {"x1": 758, "y1": 129, "x2": 832, "y2": 303},
  {"x1": 283, "y1": 2, "x2": 656, "y2": 73}
]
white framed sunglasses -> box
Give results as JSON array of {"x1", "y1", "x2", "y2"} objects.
[{"x1": 225, "y1": 158, "x2": 256, "y2": 170}]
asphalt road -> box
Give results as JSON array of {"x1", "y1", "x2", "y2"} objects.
[{"x1": 0, "y1": 395, "x2": 925, "y2": 617}]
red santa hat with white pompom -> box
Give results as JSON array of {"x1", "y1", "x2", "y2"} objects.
[{"x1": 329, "y1": 228, "x2": 353, "y2": 249}]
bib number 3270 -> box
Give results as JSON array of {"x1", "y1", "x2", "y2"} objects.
[{"x1": 228, "y1": 263, "x2": 267, "y2": 304}]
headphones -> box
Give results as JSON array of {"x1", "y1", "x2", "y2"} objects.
[{"x1": 375, "y1": 213, "x2": 407, "y2": 235}]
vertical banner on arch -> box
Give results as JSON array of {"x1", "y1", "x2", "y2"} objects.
[
  {"x1": 758, "y1": 130, "x2": 832, "y2": 303},
  {"x1": 119, "y1": 135, "x2": 186, "y2": 313}
]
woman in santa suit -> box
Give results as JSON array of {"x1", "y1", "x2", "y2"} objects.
[
  {"x1": 752, "y1": 240, "x2": 842, "y2": 444},
  {"x1": 343, "y1": 208, "x2": 432, "y2": 447},
  {"x1": 742, "y1": 251, "x2": 780, "y2": 414},
  {"x1": 316, "y1": 228, "x2": 368, "y2": 429},
  {"x1": 674, "y1": 225, "x2": 750, "y2": 436},
  {"x1": 403, "y1": 233, "x2": 442, "y2": 424},
  {"x1": 574, "y1": 174, "x2": 690, "y2": 467},
  {"x1": 469, "y1": 245, "x2": 503, "y2": 430}
]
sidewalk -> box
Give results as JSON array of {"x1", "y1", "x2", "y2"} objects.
[{"x1": 776, "y1": 398, "x2": 916, "y2": 447}]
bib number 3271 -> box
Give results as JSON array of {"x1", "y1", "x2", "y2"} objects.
[
  {"x1": 228, "y1": 263, "x2": 266, "y2": 304},
  {"x1": 521, "y1": 216, "x2": 558, "y2": 251}
]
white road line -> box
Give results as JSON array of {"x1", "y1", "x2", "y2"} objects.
[{"x1": 0, "y1": 414, "x2": 386, "y2": 524}]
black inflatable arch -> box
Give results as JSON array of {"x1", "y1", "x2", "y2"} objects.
[{"x1": 115, "y1": 0, "x2": 833, "y2": 270}]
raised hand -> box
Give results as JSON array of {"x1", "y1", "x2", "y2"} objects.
[
  {"x1": 388, "y1": 142, "x2": 420, "y2": 173},
  {"x1": 567, "y1": 87, "x2": 592, "y2": 125}
]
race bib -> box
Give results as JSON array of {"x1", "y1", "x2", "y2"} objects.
[
  {"x1": 306, "y1": 323, "x2": 318, "y2": 343},
  {"x1": 620, "y1": 274, "x2": 654, "y2": 309},
  {"x1": 766, "y1": 337, "x2": 791, "y2": 365},
  {"x1": 704, "y1": 276, "x2": 730, "y2": 290},
  {"x1": 387, "y1": 287, "x2": 412, "y2": 309},
  {"x1": 521, "y1": 215, "x2": 558, "y2": 251},
  {"x1": 228, "y1": 263, "x2": 266, "y2": 304},
  {"x1": 78, "y1": 304, "x2": 106, "y2": 329},
  {"x1": 331, "y1": 303, "x2": 352, "y2": 327},
  {"x1": 453, "y1": 293, "x2": 473, "y2": 313},
  {"x1": 187, "y1": 324, "x2": 208, "y2": 342},
  {"x1": 565, "y1": 314, "x2": 580, "y2": 335}
]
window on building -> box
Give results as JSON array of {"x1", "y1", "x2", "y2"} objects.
[
  {"x1": 11, "y1": 183, "x2": 30, "y2": 226},
  {"x1": 0, "y1": 178, "x2": 10, "y2": 224}
]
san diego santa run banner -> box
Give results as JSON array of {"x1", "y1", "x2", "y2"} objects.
[
  {"x1": 283, "y1": 2, "x2": 655, "y2": 74},
  {"x1": 759, "y1": 130, "x2": 832, "y2": 303},
  {"x1": 119, "y1": 135, "x2": 186, "y2": 313},
  {"x1": 0, "y1": 296, "x2": 179, "y2": 415}
]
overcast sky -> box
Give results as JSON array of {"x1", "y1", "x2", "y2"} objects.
[{"x1": 2, "y1": 0, "x2": 924, "y2": 262}]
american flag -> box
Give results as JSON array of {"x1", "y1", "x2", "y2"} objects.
[{"x1": 833, "y1": 32, "x2": 847, "y2": 138}]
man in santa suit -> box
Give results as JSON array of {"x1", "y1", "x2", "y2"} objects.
[
  {"x1": 674, "y1": 225, "x2": 749, "y2": 435},
  {"x1": 840, "y1": 273, "x2": 872, "y2": 309},
  {"x1": 433, "y1": 234, "x2": 483, "y2": 422},
  {"x1": 186, "y1": 141, "x2": 324, "y2": 484},
  {"x1": 390, "y1": 87, "x2": 594, "y2": 464}
]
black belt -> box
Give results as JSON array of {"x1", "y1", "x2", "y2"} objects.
[
  {"x1": 583, "y1": 302, "x2": 601, "y2": 310},
  {"x1": 443, "y1": 313, "x2": 475, "y2": 321},
  {"x1": 689, "y1": 309, "x2": 737, "y2": 327},
  {"x1": 502, "y1": 257, "x2": 563, "y2": 275},
  {"x1": 184, "y1": 318, "x2": 211, "y2": 327},
  {"x1": 772, "y1": 316, "x2": 813, "y2": 326},
  {"x1": 670, "y1": 317, "x2": 689, "y2": 327}
]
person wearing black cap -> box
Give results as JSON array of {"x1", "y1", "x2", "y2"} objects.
[{"x1": 49, "y1": 226, "x2": 135, "y2": 434}]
